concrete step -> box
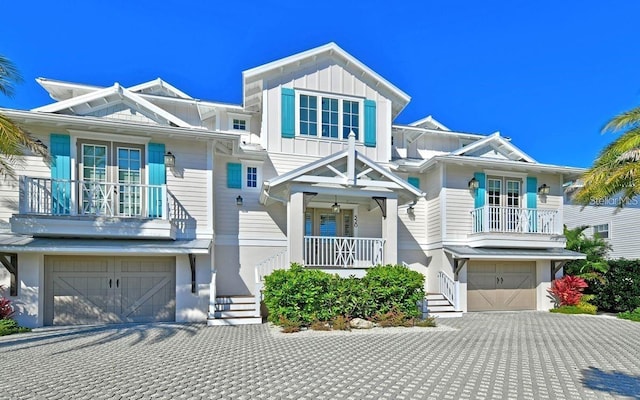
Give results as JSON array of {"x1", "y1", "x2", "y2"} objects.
[
  {"x1": 429, "y1": 311, "x2": 464, "y2": 319},
  {"x1": 215, "y1": 302, "x2": 256, "y2": 311},
  {"x1": 426, "y1": 299, "x2": 452, "y2": 306},
  {"x1": 207, "y1": 317, "x2": 263, "y2": 326},
  {"x1": 216, "y1": 296, "x2": 255, "y2": 304},
  {"x1": 426, "y1": 293, "x2": 447, "y2": 300},
  {"x1": 428, "y1": 304, "x2": 456, "y2": 313},
  {"x1": 214, "y1": 309, "x2": 258, "y2": 319}
]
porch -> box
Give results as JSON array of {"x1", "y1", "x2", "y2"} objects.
[{"x1": 10, "y1": 176, "x2": 177, "y2": 239}]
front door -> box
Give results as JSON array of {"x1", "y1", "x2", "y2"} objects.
[
  {"x1": 487, "y1": 178, "x2": 522, "y2": 232},
  {"x1": 304, "y1": 208, "x2": 353, "y2": 266}
]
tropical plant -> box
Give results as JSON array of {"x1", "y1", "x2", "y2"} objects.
[
  {"x1": 0, "y1": 55, "x2": 48, "y2": 178},
  {"x1": 592, "y1": 259, "x2": 640, "y2": 312},
  {"x1": 548, "y1": 275, "x2": 588, "y2": 306},
  {"x1": 574, "y1": 105, "x2": 640, "y2": 207},
  {"x1": 563, "y1": 225, "x2": 611, "y2": 281}
]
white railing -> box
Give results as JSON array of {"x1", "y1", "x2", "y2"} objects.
[
  {"x1": 254, "y1": 249, "x2": 288, "y2": 318},
  {"x1": 438, "y1": 271, "x2": 460, "y2": 311},
  {"x1": 19, "y1": 176, "x2": 169, "y2": 219},
  {"x1": 470, "y1": 206, "x2": 560, "y2": 234},
  {"x1": 304, "y1": 236, "x2": 384, "y2": 268}
]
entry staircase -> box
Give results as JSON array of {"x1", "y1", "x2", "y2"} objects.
[
  {"x1": 426, "y1": 271, "x2": 463, "y2": 318},
  {"x1": 207, "y1": 296, "x2": 262, "y2": 326}
]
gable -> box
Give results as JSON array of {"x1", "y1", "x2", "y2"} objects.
[
  {"x1": 85, "y1": 102, "x2": 160, "y2": 125},
  {"x1": 243, "y1": 43, "x2": 410, "y2": 117},
  {"x1": 451, "y1": 132, "x2": 536, "y2": 163}
]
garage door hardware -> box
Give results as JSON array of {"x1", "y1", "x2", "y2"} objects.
[{"x1": 496, "y1": 277, "x2": 504, "y2": 284}]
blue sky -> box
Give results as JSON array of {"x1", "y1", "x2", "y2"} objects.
[{"x1": 2, "y1": 1, "x2": 639, "y2": 168}]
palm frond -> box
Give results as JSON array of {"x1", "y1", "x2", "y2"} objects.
[
  {"x1": 602, "y1": 107, "x2": 640, "y2": 133},
  {"x1": 0, "y1": 55, "x2": 23, "y2": 98},
  {"x1": 0, "y1": 113, "x2": 50, "y2": 179}
]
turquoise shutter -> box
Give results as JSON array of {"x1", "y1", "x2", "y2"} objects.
[
  {"x1": 408, "y1": 177, "x2": 420, "y2": 189},
  {"x1": 50, "y1": 134, "x2": 71, "y2": 215},
  {"x1": 526, "y1": 176, "x2": 537, "y2": 232},
  {"x1": 474, "y1": 172, "x2": 486, "y2": 209},
  {"x1": 281, "y1": 88, "x2": 295, "y2": 138},
  {"x1": 227, "y1": 163, "x2": 242, "y2": 188},
  {"x1": 148, "y1": 143, "x2": 166, "y2": 218},
  {"x1": 364, "y1": 99, "x2": 376, "y2": 147}
]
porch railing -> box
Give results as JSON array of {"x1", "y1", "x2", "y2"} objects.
[
  {"x1": 470, "y1": 206, "x2": 560, "y2": 234},
  {"x1": 438, "y1": 271, "x2": 460, "y2": 312},
  {"x1": 254, "y1": 249, "x2": 288, "y2": 318},
  {"x1": 19, "y1": 176, "x2": 169, "y2": 219},
  {"x1": 303, "y1": 236, "x2": 384, "y2": 268}
]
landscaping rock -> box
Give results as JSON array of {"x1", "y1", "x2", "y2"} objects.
[{"x1": 349, "y1": 318, "x2": 374, "y2": 329}]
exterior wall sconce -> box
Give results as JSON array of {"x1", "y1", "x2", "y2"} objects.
[
  {"x1": 331, "y1": 195, "x2": 341, "y2": 213},
  {"x1": 468, "y1": 177, "x2": 479, "y2": 190},
  {"x1": 34, "y1": 139, "x2": 48, "y2": 151},
  {"x1": 236, "y1": 195, "x2": 243, "y2": 206},
  {"x1": 164, "y1": 152, "x2": 176, "y2": 168},
  {"x1": 407, "y1": 206, "x2": 415, "y2": 217},
  {"x1": 538, "y1": 184, "x2": 550, "y2": 195}
]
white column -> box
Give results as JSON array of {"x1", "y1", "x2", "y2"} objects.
[
  {"x1": 383, "y1": 197, "x2": 398, "y2": 265},
  {"x1": 288, "y1": 191, "x2": 305, "y2": 265}
]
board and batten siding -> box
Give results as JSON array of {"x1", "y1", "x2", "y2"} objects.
[
  {"x1": 86, "y1": 103, "x2": 159, "y2": 125},
  {"x1": 260, "y1": 59, "x2": 392, "y2": 163}
]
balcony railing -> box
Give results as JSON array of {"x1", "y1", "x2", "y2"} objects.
[
  {"x1": 19, "y1": 176, "x2": 169, "y2": 219},
  {"x1": 470, "y1": 206, "x2": 560, "y2": 234},
  {"x1": 304, "y1": 236, "x2": 384, "y2": 268}
]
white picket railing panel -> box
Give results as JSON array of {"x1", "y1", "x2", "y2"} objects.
[{"x1": 471, "y1": 206, "x2": 560, "y2": 234}]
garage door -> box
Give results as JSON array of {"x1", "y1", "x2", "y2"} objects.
[
  {"x1": 45, "y1": 256, "x2": 175, "y2": 325},
  {"x1": 467, "y1": 261, "x2": 535, "y2": 311}
]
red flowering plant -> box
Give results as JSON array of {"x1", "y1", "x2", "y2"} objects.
[
  {"x1": 548, "y1": 275, "x2": 588, "y2": 306},
  {"x1": 0, "y1": 286, "x2": 14, "y2": 319}
]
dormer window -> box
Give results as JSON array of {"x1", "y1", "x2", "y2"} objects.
[
  {"x1": 229, "y1": 113, "x2": 250, "y2": 132},
  {"x1": 297, "y1": 91, "x2": 361, "y2": 140},
  {"x1": 233, "y1": 119, "x2": 247, "y2": 131}
]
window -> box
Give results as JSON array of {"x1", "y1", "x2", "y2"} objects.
[
  {"x1": 299, "y1": 95, "x2": 317, "y2": 136},
  {"x1": 232, "y1": 119, "x2": 247, "y2": 131},
  {"x1": 246, "y1": 166, "x2": 257, "y2": 188},
  {"x1": 593, "y1": 224, "x2": 609, "y2": 239},
  {"x1": 296, "y1": 92, "x2": 361, "y2": 140}
]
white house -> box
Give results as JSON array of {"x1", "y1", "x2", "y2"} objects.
[
  {"x1": 564, "y1": 189, "x2": 640, "y2": 259},
  {"x1": 0, "y1": 43, "x2": 585, "y2": 327}
]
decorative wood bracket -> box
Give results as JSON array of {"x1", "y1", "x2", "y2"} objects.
[
  {"x1": 188, "y1": 254, "x2": 196, "y2": 294},
  {"x1": 0, "y1": 253, "x2": 18, "y2": 296},
  {"x1": 551, "y1": 260, "x2": 567, "y2": 280},
  {"x1": 303, "y1": 192, "x2": 318, "y2": 209},
  {"x1": 372, "y1": 197, "x2": 387, "y2": 219},
  {"x1": 453, "y1": 258, "x2": 468, "y2": 281}
]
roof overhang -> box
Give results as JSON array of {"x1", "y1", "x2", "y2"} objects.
[
  {"x1": 0, "y1": 235, "x2": 211, "y2": 255},
  {"x1": 444, "y1": 245, "x2": 586, "y2": 261},
  {"x1": 242, "y1": 42, "x2": 411, "y2": 118},
  {"x1": 450, "y1": 132, "x2": 536, "y2": 163}
]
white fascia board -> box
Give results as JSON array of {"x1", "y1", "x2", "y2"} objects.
[
  {"x1": 356, "y1": 152, "x2": 424, "y2": 197},
  {"x1": 408, "y1": 115, "x2": 450, "y2": 131},
  {"x1": 32, "y1": 84, "x2": 120, "y2": 112},
  {"x1": 265, "y1": 151, "x2": 348, "y2": 189},
  {"x1": 1, "y1": 109, "x2": 239, "y2": 142},
  {"x1": 120, "y1": 88, "x2": 194, "y2": 128},
  {"x1": 450, "y1": 132, "x2": 537, "y2": 163},
  {"x1": 36, "y1": 77, "x2": 105, "y2": 101},
  {"x1": 392, "y1": 124, "x2": 485, "y2": 139},
  {"x1": 128, "y1": 78, "x2": 193, "y2": 99},
  {"x1": 243, "y1": 42, "x2": 411, "y2": 109},
  {"x1": 418, "y1": 155, "x2": 586, "y2": 175}
]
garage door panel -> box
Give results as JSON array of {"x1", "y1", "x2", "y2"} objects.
[
  {"x1": 468, "y1": 261, "x2": 536, "y2": 311},
  {"x1": 46, "y1": 256, "x2": 175, "y2": 325}
]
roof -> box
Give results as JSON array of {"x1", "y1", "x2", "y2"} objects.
[
  {"x1": 450, "y1": 132, "x2": 536, "y2": 163},
  {"x1": 242, "y1": 42, "x2": 411, "y2": 118},
  {"x1": 0, "y1": 235, "x2": 211, "y2": 254},
  {"x1": 408, "y1": 115, "x2": 450, "y2": 131},
  {"x1": 444, "y1": 245, "x2": 585, "y2": 260},
  {"x1": 32, "y1": 83, "x2": 195, "y2": 128}
]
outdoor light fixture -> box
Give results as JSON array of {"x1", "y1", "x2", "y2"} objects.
[
  {"x1": 34, "y1": 139, "x2": 48, "y2": 151},
  {"x1": 468, "y1": 177, "x2": 479, "y2": 190},
  {"x1": 407, "y1": 206, "x2": 415, "y2": 217},
  {"x1": 331, "y1": 196, "x2": 341, "y2": 214},
  {"x1": 236, "y1": 195, "x2": 243, "y2": 206},
  {"x1": 164, "y1": 152, "x2": 176, "y2": 168},
  {"x1": 538, "y1": 184, "x2": 550, "y2": 195}
]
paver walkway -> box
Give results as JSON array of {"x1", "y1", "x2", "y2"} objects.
[{"x1": 1, "y1": 312, "x2": 640, "y2": 399}]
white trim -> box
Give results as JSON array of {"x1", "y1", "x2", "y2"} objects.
[
  {"x1": 128, "y1": 78, "x2": 193, "y2": 99},
  {"x1": 409, "y1": 115, "x2": 450, "y2": 131},
  {"x1": 67, "y1": 129, "x2": 151, "y2": 144},
  {"x1": 227, "y1": 112, "x2": 251, "y2": 132},
  {"x1": 294, "y1": 89, "x2": 365, "y2": 142},
  {"x1": 242, "y1": 161, "x2": 262, "y2": 191},
  {"x1": 451, "y1": 132, "x2": 537, "y2": 163},
  {"x1": 483, "y1": 169, "x2": 528, "y2": 179}
]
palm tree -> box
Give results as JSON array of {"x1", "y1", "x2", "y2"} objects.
[
  {"x1": 0, "y1": 55, "x2": 48, "y2": 178},
  {"x1": 574, "y1": 106, "x2": 640, "y2": 207},
  {"x1": 563, "y1": 225, "x2": 611, "y2": 282}
]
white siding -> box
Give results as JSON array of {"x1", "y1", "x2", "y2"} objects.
[
  {"x1": 261, "y1": 59, "x2": 392, "y2": 163},
  {"x1": 86, "y1": 103, "x2": 159, "y2": 124},
  {"x1": 564, "y1": 204, "x2": 640, "y2": 259}
]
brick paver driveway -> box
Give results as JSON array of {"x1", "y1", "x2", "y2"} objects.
[{"x1": 2, "y1": 312, "x2": 640, "y2": 399}]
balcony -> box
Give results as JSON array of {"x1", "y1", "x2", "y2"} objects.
[
  {"x1": 468, "y1": 206, "x2": 564, "y2": 248},
  {"x1": 303, "y1": 236, "x2": 384, "y2": 268},
  {"x1": 11, "y1": 177, "x2": 177, "y2": 239}
]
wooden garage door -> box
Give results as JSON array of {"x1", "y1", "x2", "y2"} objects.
[
  {"x1": 467, "y1": 261, "x2": 535, "y2": 311},
  {"x1": 45, "y1": 256, "x2": 175, "y2": 325}
]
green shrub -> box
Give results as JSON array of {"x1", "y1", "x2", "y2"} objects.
[
  {"x1": 0, "y1": 319, "x2": 30, "y2": 336},
  {"x1": 592, "y1": 259, "x2": 640, "y2": 312},
  {"x1": 263, "y1": 263, "x2": 426, "y2": 327},
  {"x1": 549, "y1": 303, "x2": 597, "y2": 315},
  {"x1": 362, "y1": 264, "x2": 425, "y2": 319},
  {"x1": 278, "y1": 316, "x2": 302, "y2": 333},
  {"x1": 618, "y1": 307, "x2": 640, "y2": 322}
]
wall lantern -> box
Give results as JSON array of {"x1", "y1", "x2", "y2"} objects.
[
  {"x1": 164, "y1": 152, "x2": 176, "y2": 168},
  {"x1": 407, "y1": 206, "x2": 415, "y2": 217},
  {"x1": 538, "y1": 184, "x2": 550, "y2": 195},
  {"x1": 331, "y1": 195, "x2": 341, "y2": 214},
  {"x1": 236, "y1": 195, "x2": 243, "y2": 206},
  {"x1": 468, "y1": 177, "x2": 479, "y2": 190}
]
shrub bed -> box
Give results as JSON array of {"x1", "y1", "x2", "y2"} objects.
[
  {"x1": 592, "y1": 259, "x2": 640, "y2": 312},
  {"x1": 618, "y1": 307, "x2": 640, "y2": 322},
  {"x1": 263, "y1": 264, "x2": 426, "y2": 329}
]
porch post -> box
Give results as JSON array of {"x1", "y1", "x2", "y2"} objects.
[
  {"x1": 382, "y1": 197, "x2": 398, "y2": 265},
  {"x1": 288, "y1": 191, "x2": 305, "y2": 265}
]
